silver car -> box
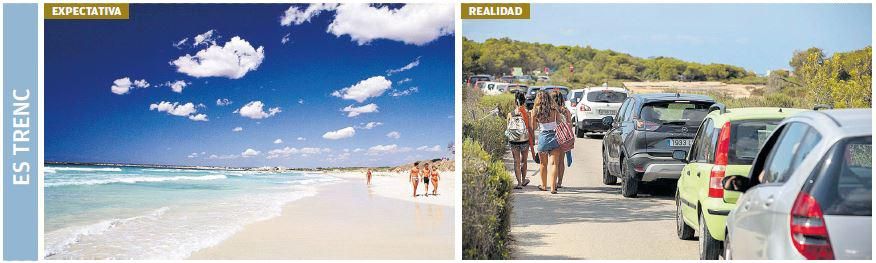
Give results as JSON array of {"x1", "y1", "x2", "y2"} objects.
[{"x1": 722, "y1": 109, "x2": 872, "y2": 260}]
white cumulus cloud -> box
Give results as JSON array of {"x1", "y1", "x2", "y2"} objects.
[
  {"x1": 386, "y1": 131, "x2": 401, "y2": 139},
  {"x1": 241, "y1": 148, "x2": 260, "y2": 158},
  {"x1": 193, "y1": 29, "x2": 218, "y2": 47},
  {"x1": 417, "y1": 145, "x2": 442, "y2": 152},
  {"x1": 280, "y1": 3, "x2": 338, "y2": 26},
  {"x1": 171, "y1": 36, "x2": 265, "y2": 79},
  {"x1": 274, "y1": 138, "x2": 283, "y2": 144},
  {"x1": 390, "y1": 87, "x2": 419, "y2": 97},
  {"x1": 173, "y1": 38, "x2": 188, "y2": 49},
  {"x1": 341, "y1": 103, "x2": 378, "y2": 117},
  {"x1": 357, "y1": 121, "x2": 383, "y2": 129},
  {"x1": 323, "y1": 127, "x2": 356, "y2": 140},
  {"x1": 232, "y1": 126, "x2": 243, "y2": 132},
  {"x1": 216, "y1": 98, "x2": 232, "y2": 106},
  {"x1": 111, "y1": 77, "x2": 150, "y2": 95},
  {"x1": 281, "y1": 33, "x2": 291, "y2": 44},
  {"x1": 164, "y1": 80, "x2": 190, "y2": 93},
  {"x1": 297, "y1": 137, "x2": 306, "y2": 141},
  {"x1": 331, "y1": 76, "x2": 392, "y2": 103},
  {"x1": 266, "y1": 146, "x2": 330, "y2": 159},
  {"x1": 236, "y1": 101, "x2": 281, "y2": 119},
  {"x1": 149, "y1": 101, "x2": 207, "y2": 122},
  {"x1": 387, "y1": 56, "x2": 420, "y2": 75},
  {"x1": 327, "y1": 4, "x2": 454, "y2": 46}
]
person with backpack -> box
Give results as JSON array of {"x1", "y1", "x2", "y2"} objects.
[
  {"x1": 550, "y1": 90, "x2": 573, "y2": 188},
  {"x1": 506, "y1": 92, "x2": 535, "y2": 189}
]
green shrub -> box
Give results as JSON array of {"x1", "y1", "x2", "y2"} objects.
[
  {"x1": 462, "y1": 139, "x2": 514, "y2": 260},
  {"x1": 463, "y1": 116, "x2": 507, "y2": 160},
  {"x1": 479, "y1": 93, "x2": 517, "y2": 117}
]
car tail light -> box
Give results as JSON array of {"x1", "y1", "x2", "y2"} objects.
[
  {"x1": 635, "y1": 119, "x2": 659, "y2": 131},
  {"x1": 580, "y1": 105, "x2": 591, "y2": 111},
  {"x1": 790, "y1": 192, "x2": 834, "y2": 260},
  {"x1": 708, "y1": 122, "x2": 732, "y2": 198}
]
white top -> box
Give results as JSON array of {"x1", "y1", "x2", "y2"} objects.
[{"x1": 540, "y1": 121, "x2": 557, "y2": 131}]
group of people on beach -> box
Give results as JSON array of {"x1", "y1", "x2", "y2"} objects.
[
  {"x1": 409, "y1": 161, "x2": 441, "y2": 197},
  {"x1": 506, "y1": 90, "x2": 572, "y2": 194}
]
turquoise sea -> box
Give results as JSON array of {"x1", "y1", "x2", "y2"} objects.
[{"x1": 44, "y1": 164, "x2": 340, "y2": 259}]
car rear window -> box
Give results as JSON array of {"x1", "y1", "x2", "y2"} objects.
[
  {"x1": 638, "y1": 101, "x2": 711, "y2": 124},
  {"x1": 809, "y1": 136, "x2": 871, "y2": 216},
  {"x1": 587, "y1": 91, "x2": 627, "y2": 103},
  {"x1": 570, "y1": 91, "x2": 584, "y2": 102},
  {"x1": 728, "y1": 119, "x2": 780, "y2": 165}
]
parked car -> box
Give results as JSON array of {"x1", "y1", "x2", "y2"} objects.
[
  {"x1": 570, "y1": 86, "x2": 628, "y2": 138},
  {"x1": 672, "y1": 105, "x2": 806, "y2": 259},
  {"x1": 467, "y1": 74, "x2": 493, "y2": 88},
  {"x1": 517, "y1": 75, "x2": 534, "y2": 83},
  {"x1": 565, "y1": 89, "x2": 585, "y2": 118},
  {"x1": 723, "y1": 108, "x2": 871, "y2": 260},
  {"x1": 507, "y1": 84, "x2": 528, "y2": 94},
  {"x1": 480, "y1": 81, "x2": 505, "y2": 95},
  {"x1": 499, "y1": 75, "x2": 515, "y2": 83},
  {"x1": 537, "y1": 75, "x2": 550, "y2": 82},
  {"x1": 525, "y1": 86, "x2": 570, "y2": 110},
  {"x1": 601, "y1": 93, "x2": 715, "y2": 197}
]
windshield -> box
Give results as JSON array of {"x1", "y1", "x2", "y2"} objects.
[
  {"x1": 638, "y1": 101, "x2": 711, "y2": 125},
  {"x1": 570, "y1": 92, "x2": 584, "y2": 102},
  {"x1": 728, "y1": 120, "x2": 780, "y2": 165},
  {"x1": 587, "y1": 90, "x2": 627, "y2": 103}
]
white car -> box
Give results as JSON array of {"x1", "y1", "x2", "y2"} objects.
[
  {"x1": 479, "y1": 81, "x2": 507, "y2": 95},
  {"x1": 723, "y1": 109, "x2": 871, "y2": 260},
  {"x1": 568, "y1": 85, "x2": 628, "y2": 137}
]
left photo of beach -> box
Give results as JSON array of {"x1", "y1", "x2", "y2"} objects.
[{"x1": 44, "y1": 3, "x2": 455, "y2": 260}]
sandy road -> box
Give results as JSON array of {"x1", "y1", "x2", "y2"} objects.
[{"x1": 507, "y1": 137, "x2": 698, "y2": 259}]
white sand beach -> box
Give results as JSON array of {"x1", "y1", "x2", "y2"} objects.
[{"x1": 188, "y1": 170, "x2": 455, "y2": 259}]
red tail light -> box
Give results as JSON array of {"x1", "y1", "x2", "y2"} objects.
[
  {"x1": 580, "y1": 105, "x2": 591, "y2": 111},
  {"x1": 708, "y1": 122, "x2": 732, "y2": 198},
  {"x1": 790, "y1": 192, "x2": 834, "y2": 260},
  {"x1": 635, "y1": 119, "x2": 660, "y2": 131}
]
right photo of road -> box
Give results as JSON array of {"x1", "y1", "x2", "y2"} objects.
[{"x1": 461, "y1": 3, "x2": 872, "y2": 260}]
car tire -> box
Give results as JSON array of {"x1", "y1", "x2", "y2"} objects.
[
  {"x1": 575, "y1": 121, "x2": 585, "y2": 138},
  {"x1": 722, "y1": 230, "x2": 731, "y2": 260},
  {"x1": 602, "y1": 150, "x2": 617, "y2": 185},
  {"x1": 620, "y1": 156, "x2": 639, "y2": 198},
  {"x1": 699, "y1": 212, "x2": 722, "y2": 260},
  {"x1": 676, "y1": 191, "x2": 695, "y2": 240}
]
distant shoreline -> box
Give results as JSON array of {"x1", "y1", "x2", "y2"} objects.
[{"x1": 44, "y1": 158, "x2": 454, "y2": 172}]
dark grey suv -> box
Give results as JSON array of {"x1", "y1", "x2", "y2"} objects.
[{"x1": 601, "y1": 93, "x2": 716, "y2": 197}]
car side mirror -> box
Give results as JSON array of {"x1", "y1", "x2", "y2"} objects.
[
  {"x1": 602, "y1": 116, "x2": 614, "y2": 126},
  {"x1": 722, "y1": 175, "x2": 750, "y2": 204},
  {"x1": 672, "y1": 150, "x2": 688, "y2": 163}
]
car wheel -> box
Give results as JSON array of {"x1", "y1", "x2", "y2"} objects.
[
  {"x1": 602, "y1": 150, "x2": 617, "y2": 185},
  {"x1": 699, "y1": 212, "x2": 722, "y2": 260},
  {"x1": 676, "y1": 191, "x2": 695, "y2": 240},
  {"x1": 620, "y1": 156, "x2": 639, "y2": 198},
  {"x1": 575, "y1": 121, "x2": 585, "y2": 138}
]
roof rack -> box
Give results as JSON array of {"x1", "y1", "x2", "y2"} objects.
[
  {"x1": 813, "y1": 104, "x2": 833, "y2": 111},
  {"x1": 709, "y1": 103, "x2": 727, "y2": 114}
]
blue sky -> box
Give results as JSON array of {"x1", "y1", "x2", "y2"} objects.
[
  {"x1": 464, "y1": 3, "x2": 872, "y2": 74},
  {"x1": 46, "y1": 4, "x2": 455, "y2": 168}
]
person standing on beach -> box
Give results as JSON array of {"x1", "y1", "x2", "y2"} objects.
[
  {"x1": 430, "y1": 164, "x2": 440, "y2": 195},
  {"x1": 366, "y1": 168, "x2": 372, "y2": 186},
  {"x1": 410, "y1": 162, "x2": 420, "y2": 197},
  {"x1": 422, "y1": 163, "x2": 431, "y2": 196}
]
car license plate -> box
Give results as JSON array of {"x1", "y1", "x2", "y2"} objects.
[
  {"x1": 598, "y1": 109, "x2": 616, "y2": 115},
  {"x1": 669, "y1": 139, "x2": 693, "y2": 147}
]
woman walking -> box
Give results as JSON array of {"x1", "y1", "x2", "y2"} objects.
[
  {"x1": 506, "y1": 92, "x2": 533, "y2": 189},
  {"x1": 366, "y1": 168, "x2": 373, "y2": 186},
  {"x1": 430, "y1": 164, "x2": 440, "y2": 195},
  {"x1": 410, "y1": 162, "x2": 420, "y2": 197},
  {"x1": 551, "y1": 90, "x2": 573, "y2": 188},
  {"x1": 531, "y1": 90, "x2": 564, "y2": 194}
]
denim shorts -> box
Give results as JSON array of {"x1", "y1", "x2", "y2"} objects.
[{"x1": 536, "y1": 130, "x2": 559, "y2": 153}]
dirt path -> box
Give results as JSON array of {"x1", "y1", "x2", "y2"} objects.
[{"x1": 507, "y1": 137, "x2": 698, "y2": 259}]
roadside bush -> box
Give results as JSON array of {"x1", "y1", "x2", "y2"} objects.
[
  {"x1": 463, "y1": 116, "x2": 507, "y2": 160},
  {"x1": 462, "y1": 139, "x2": 514, "y2": 260},
  {"x1": 479, "y1": 93, "x2": 516, "y2": 117}
]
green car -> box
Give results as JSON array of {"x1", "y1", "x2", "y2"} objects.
[{"x1": 672, "y1": 105, "x2": 806, "y2": 260}]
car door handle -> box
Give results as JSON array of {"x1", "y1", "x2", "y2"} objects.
[
  {"x1": 686, "y1": 170, "x2": 690, "y2": 176},
  {"x1": 742, "y1": 201, "x2": 750, "y2": 211},
  {"x1": 696, "y1": 172, "x2": 701, "y2": 177}
]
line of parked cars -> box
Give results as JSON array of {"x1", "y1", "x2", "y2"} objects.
[{"x1": 596, "y1": 92, "x2": 871, "y2": 260}]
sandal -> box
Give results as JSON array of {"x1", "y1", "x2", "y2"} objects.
[
  {"x1": 514, "y1": 185, "x2": 523, "y2": 189},
  {"x1": 537, "y1": 186, "x2": 548, "y2": 191},
  {"x1": 523, "y1": 178, "x2": 531, "y2": 186},
  {"x1": 551, "y1": 190, "x2": 558, "y2": 194}
]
